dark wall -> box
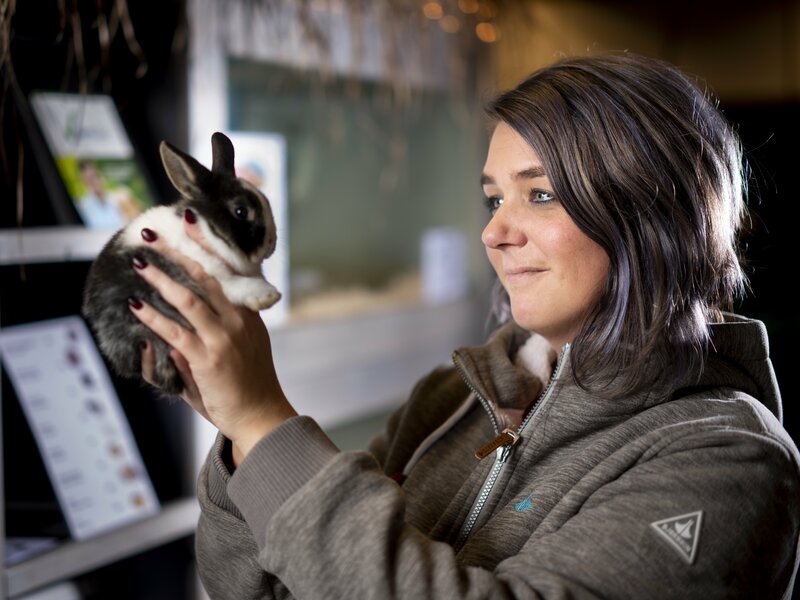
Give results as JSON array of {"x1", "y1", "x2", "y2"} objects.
[
  {"x1": 1, "y1": 5, "x2": 195, "y2": 597},
  {"x1": 1, "y1": 0, "x2": 188, "y2": 228},
  {"x1": 727, "y1": 102, "x2": 800, "y2": 445}
]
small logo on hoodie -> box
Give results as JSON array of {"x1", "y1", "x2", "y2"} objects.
[
  {"x1": 650, "y1": 510, "x2": 703, "y2": 564},
  {"x1": 514, "y1": 493, "x2": 534, "y2": 512}
]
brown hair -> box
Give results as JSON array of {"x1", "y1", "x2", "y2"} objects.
[{"x1": 486, "y1": 52, "x2": 748, "y2": 397}]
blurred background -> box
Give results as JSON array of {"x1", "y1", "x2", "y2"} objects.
[{"x1": 0, "y1": 0, "x2": 798, "y2": 598}]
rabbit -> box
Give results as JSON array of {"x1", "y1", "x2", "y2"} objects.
[{"x1": 81, "y1": 131, "x2": 281, "y2": 396}]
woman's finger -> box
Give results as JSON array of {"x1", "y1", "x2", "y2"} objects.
[
  {"x1": 182, "y1": 210, "x2": 218, "y2": 259},
  {"x1": 133, "y1": 259, "x2": 221, "y2": 338},
  {"x1": 170, "y1": 349, "x2": 209, "y2": 419},
  {"x1": 140, "y1": 339, "x2": 156, "y2": 384},
  {"x1": 138, "y1": 227, "x2": 230, "y2": 312},
  {"x1": 128, "y1": 296, "x2": 205, "y2": 363}
]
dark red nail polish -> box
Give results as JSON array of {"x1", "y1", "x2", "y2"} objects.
[
  {"x1": 184, "y1": 208, "x2": 197, "y2": 224},
  {"x1": 139, "y1": 340, "x2": 148, "y2": 351},
  {"x1": 128, "y1": 297, "x2": 143, "y2": 310},
  {"x1": 132, "y1": 255, "x2": 148, "y2": 269},
  {"x1": 141, "y1": 228, "x2": 157, "y2": 242}
]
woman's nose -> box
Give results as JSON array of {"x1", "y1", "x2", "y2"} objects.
[{"x1": 481, "y1": 205, "x2": 524, "y2": 249}]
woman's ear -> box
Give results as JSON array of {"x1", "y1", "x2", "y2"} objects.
[{"x1": 159, "y1": 140, "x2": 212, "y2": 199}]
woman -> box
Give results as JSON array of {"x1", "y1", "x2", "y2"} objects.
[{"x1": 131, "y1": 52, "x2": 800, "y2": 598}]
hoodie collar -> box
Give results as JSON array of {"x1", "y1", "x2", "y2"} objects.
[
  {"x1": 453, "y1": 314, "x2": 782, "y2": 425},
  {"x1": 453, "y1": 322, "x2": 550, "y2": 411}
]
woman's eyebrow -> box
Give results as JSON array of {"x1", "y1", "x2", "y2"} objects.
[
  {"x1": 513, "y1": 166, "x2": 547, "y2": 180},
  {"x1": 480, "y1": 166, "x2": 547, "y2": 187}
]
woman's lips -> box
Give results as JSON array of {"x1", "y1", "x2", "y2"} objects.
[{"x1": 504, "y1": 267, "x2": 546, "y2": 283}]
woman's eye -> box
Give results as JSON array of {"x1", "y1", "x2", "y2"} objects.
[
  {"x1": 233, "y1": 206, "x2": 249, "y2": 220},
  {"x1": 484, "y1": 196, "x2": 503, "y2": 213},
  {"x1": 531, "y1": 190, "x2": 556, "y2": 203}
]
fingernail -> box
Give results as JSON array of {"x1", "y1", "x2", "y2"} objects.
[
  {"x1": 128, "y1": 297, "x2": 143, "y2": 310},
  {"x1": 139, "y1": 340, "x2": 148, "y2": 351},
  {"x1": 141, "y1": 228, "x2": 157, "y2": 242},
  {"x1": 184, "y1": 208, "x2": 197, "y2": 224},
  {"x1": 132, "y1": 255, "x2": 148, "y2": 269}
]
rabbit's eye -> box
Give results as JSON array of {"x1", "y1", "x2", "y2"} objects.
[{"x1": 233, "y1": 206, "x2": 249, "y2": 220}]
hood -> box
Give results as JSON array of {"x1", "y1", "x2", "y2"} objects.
[{"x1": 698, "y1": 313, "x2": 783, "y2": 421}]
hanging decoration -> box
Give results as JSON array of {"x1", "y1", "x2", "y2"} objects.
[{"x1": 0, "y1": 0, "x2": 505, "y2": 228}]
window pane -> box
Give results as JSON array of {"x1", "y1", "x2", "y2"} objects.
[{"x1": 228, "y1": 59, "x2": 485, "y2": 321}]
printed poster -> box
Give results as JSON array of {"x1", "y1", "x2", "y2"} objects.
[
  {"x1": 227, "y1": 131, "x2": 290, "y2": 326},
  {"x1": 0, "y1": 316, "x2": 160, "y2": 540},
  {"x1": 29, "y1": 92, "x2": 155, "y2": 230}
]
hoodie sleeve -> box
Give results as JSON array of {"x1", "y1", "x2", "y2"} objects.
[{"x1": 195, "y1": 432, "x2": 298, "y2": 600}]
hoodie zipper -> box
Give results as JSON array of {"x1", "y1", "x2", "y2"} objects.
[{"x1": 451, "y1": 343, "x2": 568, "y2": 552}]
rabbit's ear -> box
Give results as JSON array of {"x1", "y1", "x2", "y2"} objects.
[
  {"x1": 211, "y1": 132, "x2": 236, "y2": 178},
  {"x1": 159, "y1": 140, "x2": 212, "y2": 199}
]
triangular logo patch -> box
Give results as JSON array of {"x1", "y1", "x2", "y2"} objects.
[{"x1": 650, "y1": 510, "x2": 703, "y2": 564}]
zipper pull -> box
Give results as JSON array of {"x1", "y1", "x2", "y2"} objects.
[{"x1": 474, "y1": 428, "x2": 520, "y2": 460}]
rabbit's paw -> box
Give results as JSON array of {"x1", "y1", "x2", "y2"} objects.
[{"x1": 244, "y1": 288, "x2": 282, "y2": 311}]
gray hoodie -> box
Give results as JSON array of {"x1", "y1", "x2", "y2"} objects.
[{"x1": 196, "y1": 313, "x2": 800, "y2": 599}]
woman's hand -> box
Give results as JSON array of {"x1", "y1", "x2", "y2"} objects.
[{"x1": 132, "y1": 219, "x2": 296, "y2": 463}]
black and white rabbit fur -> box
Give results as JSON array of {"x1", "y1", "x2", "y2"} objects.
[{"x1": 81, "y1": 132, "x2": 281, "y2": 395}]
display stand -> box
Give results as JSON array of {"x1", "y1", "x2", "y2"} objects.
[{"x1": 0, "y1": 228, "x2": 198, "y2": 599}]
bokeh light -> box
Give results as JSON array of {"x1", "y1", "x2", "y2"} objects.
[
  {"x1": 423, "y1": 2, "x2": 444, "y2": 20},
  {"x1": 475, "y1": 21, "x2": 499, "y2": 43}
]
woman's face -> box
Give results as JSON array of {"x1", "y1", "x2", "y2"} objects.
[{"x1": 481, "y1": 122, "x2": 610, "y2": 351}]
